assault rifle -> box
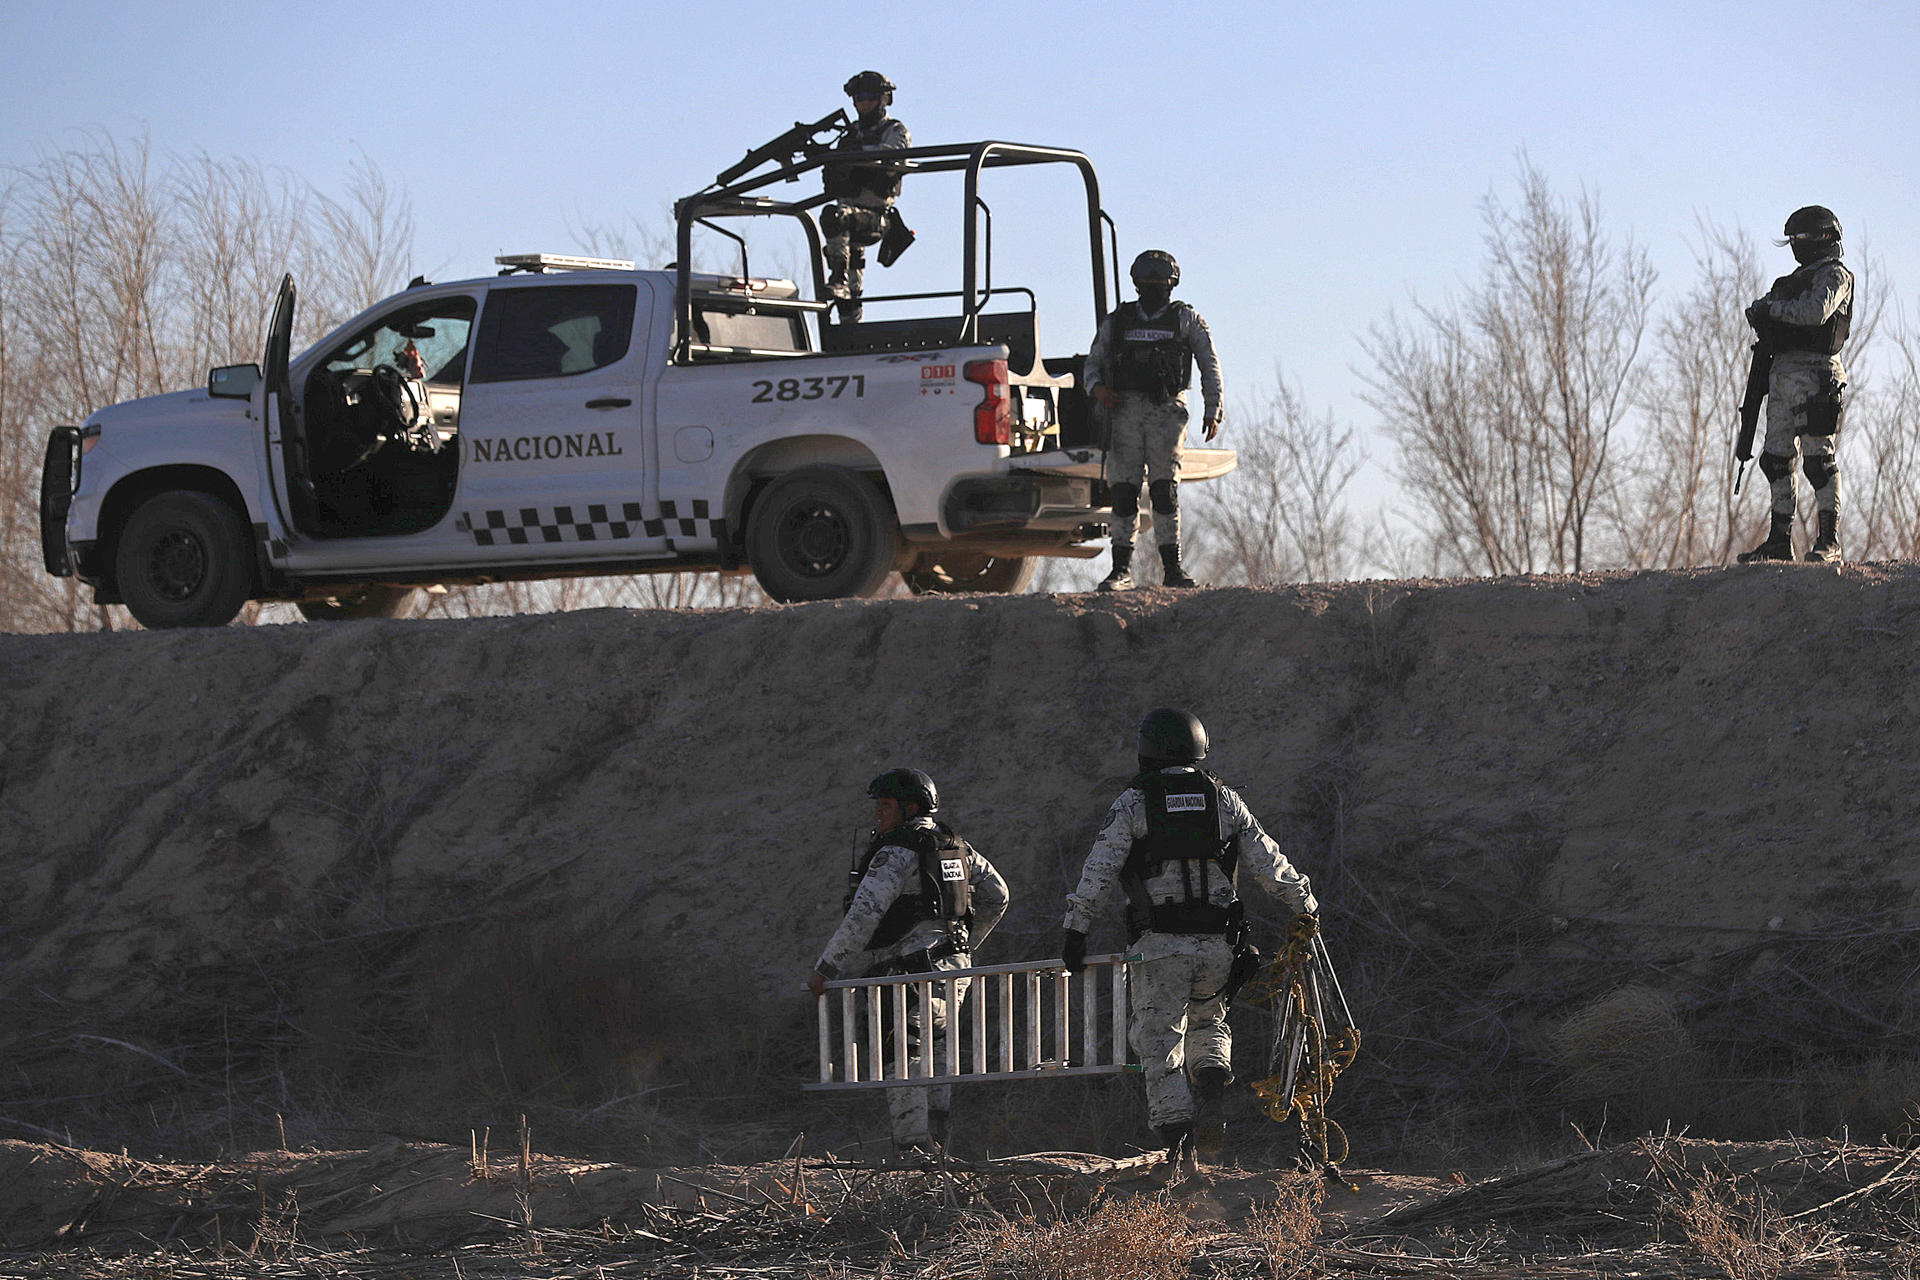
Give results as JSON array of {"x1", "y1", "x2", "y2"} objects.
[
  {"x1": 716, "y1": 110, "x2": 850, "y2": 187},
  {"x1": 1733, "y1": 333, "x2": 1773, "y2": 496}
]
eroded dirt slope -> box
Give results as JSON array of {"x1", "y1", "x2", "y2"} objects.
[{"x1": 2, "y1": 563, "x2": 1917, "y2": 1153}]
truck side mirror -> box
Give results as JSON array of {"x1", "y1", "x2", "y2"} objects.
[{"x1": 208, "y1": 363, "x2": 262, "y2": 399}]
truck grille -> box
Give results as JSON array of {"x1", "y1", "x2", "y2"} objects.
[{"x1": 39, "y1": 425, "x2": 81, "y2": 577}]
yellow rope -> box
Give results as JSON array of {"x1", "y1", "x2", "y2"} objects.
[{"x1": 1246, "y1": 914, "x2": 1360, "y2": 1168}]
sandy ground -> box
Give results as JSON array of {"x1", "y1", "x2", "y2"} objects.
[{"x1": 3, "y1": 1135, "x2": 1916, "y2": 1276}]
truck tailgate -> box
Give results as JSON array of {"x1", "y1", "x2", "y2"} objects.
[{"x1": 1007, "y1": 445, "x2": 1238, "y2": 481}]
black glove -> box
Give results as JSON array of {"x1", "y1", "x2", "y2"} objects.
[
  {"x1": 1060, "y1": 929, "x2": 1087, "y2": 974},
  {"x1": 1745, "y1": 300, "x2": 1771, "y2": 330}
]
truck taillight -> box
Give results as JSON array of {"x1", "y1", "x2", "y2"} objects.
[{"x1": 965, "y1": 358, "x2": 1010, "y2": 445}]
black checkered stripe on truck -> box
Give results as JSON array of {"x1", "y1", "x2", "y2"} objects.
[{"x1": 458, "y1": 500, "x2": 727, "y2": 546}]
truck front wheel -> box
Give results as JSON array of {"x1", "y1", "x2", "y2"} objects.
[
  {"x1": 902, "y1": 551, "x2": 1036, "y2": 596},
  {"x1": 114, "y1": 490, "x2": 255, "y2": 629},
  {"x1": 746, "y1": 467, "x2": 900, "y2": 603}
]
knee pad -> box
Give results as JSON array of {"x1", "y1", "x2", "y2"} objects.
[
  {"x1": 1149, "y1": 478, "x2": 1179, "y2": 516},
  {"x1": 1758, "y1": 451, "x2": 1794, "y2": 482},
  {"x1": 1109, "y1": 482, "x2": 1140, "y2": 520},
  {"x1": 1802, "y1": 454, "x2": 1837, "y2": 489},
  {"x1": 820, "y1": 204, "x2": 848, "y2": 237}
]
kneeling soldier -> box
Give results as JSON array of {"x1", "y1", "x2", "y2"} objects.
[
  {"x1": 1060, "y1": 709, "x2": 1316, "y2": 1177},
  {"x1": 810, "y1": 769, "x2": 1008, "y2": 1154}
]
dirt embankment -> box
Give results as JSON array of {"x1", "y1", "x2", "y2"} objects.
[{"x1": 2, "y1": 563, "x2": 1918, "y2": 1161}]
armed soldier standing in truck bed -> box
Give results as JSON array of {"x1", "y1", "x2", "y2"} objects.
[
  {"x1": 823, "y1": 71, "x2": 912, "y2": 324},
  {"x1": 1739, "y1": 206, "x2": 1855, "y2": 564},
  {"x1": 1086, "y1": 251, "x2": 1223, "y2": 590},
  {"x1": 1059, "y1": 709, "x2": 1316, "y2": 1179},
  {"x1": 809, "y1": 769, "x2": 1008, "y2": 1155}
]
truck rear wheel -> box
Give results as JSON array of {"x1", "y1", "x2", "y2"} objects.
[
  {"x1": 296, "y1": 586, "x2": 422, "y2": 622},
  {"x1": 114, "y1": 490, "x2": 255, "y2": 629},
  {"x1": 746, "y1": 466, "x2": 900, "y2": 602},
  {"x1": 902, "y1": 551, "x2": 1036, "y2": 596}
]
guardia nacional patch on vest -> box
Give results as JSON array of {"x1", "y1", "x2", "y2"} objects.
[
  {"x1": 1109, "y1": 300, "x2": 1194, "y2": 401},
  {"x1": 1165, "y1": 793, "x2": 1208, "y2": 813},
  {"x1": 859, "y1": 819, "x2": 975, "y2": 949}
]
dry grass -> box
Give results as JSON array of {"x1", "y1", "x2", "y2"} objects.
[
  {"x1": 963, "y1": 1195, "x2": 1199, "y2": 1280},
  {"x1": 1551, "y1": 984, "x2": 1694, "y2": 1101},
  {"x1": 1244, "y1": 1174, "x2": 1324, "y2": 1279},
  {"x1": 1665, "y1": 1167, "x2": 1817, "y2": 1280}
]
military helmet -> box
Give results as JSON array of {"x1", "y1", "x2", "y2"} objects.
[
  {"x1": 868, "y1": 767, "x2": 938, "y2": 812},
  {"x1": 1130, "y1": 250, "x2": 1180, "y2": 288},
  {"x1": 1784, "y1": 205, "x2": 1842, "y2": 241},
  {"x1": 844, "y1": 70, "x2": 896, "y2": 105},
  {"x1": 1137, "y1": 707, "x2": 1208, "y2": 762}
]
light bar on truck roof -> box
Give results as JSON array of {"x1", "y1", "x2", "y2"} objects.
[{"x1": 494, "y1": 253, "x2": 636, "y2": 274}]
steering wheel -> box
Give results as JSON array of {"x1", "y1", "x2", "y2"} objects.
[{"x1": 367, "y1": 363, "x2": 439, "y2": 453}]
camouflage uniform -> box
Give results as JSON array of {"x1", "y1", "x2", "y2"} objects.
[
  {"x1": 816, "y1": 817, "x2": 1008, "y2": 1147},
  {"x1": 1062, "y1": 769, "x2": 1315, "y2": 1128},
  {"x1": 1084, "y1": 304, "x2": 1223, "y2": 549},
  {"x1": 823, "y1": 114, "x2": 910, "y2": 319},
  {"x1": 1758, "y1": 250, "x2": 1852, "y2": 521}
]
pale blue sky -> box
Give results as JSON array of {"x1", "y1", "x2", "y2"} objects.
[{"x1": 7, "y1": 0, "x2": 1920, "y2": 506}]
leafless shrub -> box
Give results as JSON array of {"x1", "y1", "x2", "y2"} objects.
[
  {"x1": 1609, "y1": 219, "x2": 1765, "y2": 567},
  {"x1": 246, "y1": 1188, "x2": 301, "y2": 1262},
  {"x1": 1246, "y1": 1175, "x2": 1324, "y2": 1279},
  {"x1": 1847, "y1": 302, "x2": 1920, "y2": 562},
  {"x1": 1666, "y1": 1167, "x2": 1814, "y2": 1280},
  {"x1": 1188, "y1": 368, "x2": 1369, "y2": 585},
  {"x1": 964, "y1": 1195, "x2": 1199, "y2": 1280},
  {"x1": 418, "y1": 568, "x2": 768, "y2": 619}
]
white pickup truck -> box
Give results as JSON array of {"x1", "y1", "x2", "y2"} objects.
[{"x1": 39, "y1": 140, "x2": 1234, "y2": 628}]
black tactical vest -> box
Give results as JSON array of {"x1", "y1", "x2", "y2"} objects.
[
  {"x1": 860, "y1": 819, "x2": 974, "y2": 949},
  {"x1": 1107, "y1": 301, "x2": 1194, "y2": 402},
  {"x1": 1121, "y1": 769, "x2": 1237, "y2": 934},
  {"x1": 825, "y1": 118, "x2": 905, "y2": 201},
  {"x1": 1767, "y1": 260, "x2": 1853, "y2": 355}
]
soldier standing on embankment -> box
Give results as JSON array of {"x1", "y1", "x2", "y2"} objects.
[{"x1": 1739, "y1": 205, "x2": 1854, "y2": 565}]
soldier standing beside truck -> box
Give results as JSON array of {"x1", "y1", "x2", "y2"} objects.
[
  {"x1": 1086, "y1": 251, "x2": 1223, "y2": 590},
  {"x1": 823, "y1": 71, "x2": 912, "y2": 325},
  {"x1": 1738, "y1": 206, "x2": 1854, "y2": 564},
  {"x1": 809, "y1": 769, "x2": 1009, "y2": 1155}
]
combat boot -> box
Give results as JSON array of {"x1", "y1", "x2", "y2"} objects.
[
  {"x1": 1096, "y1": 543, "x2": 1134, "y2": 592},
  {"x1": 1156, "y1": 1122, "x2": 1199, "y2": 1181},
  {"x1": 1806, "y1": 510, "x2": 1842, "y2": 563},
  {"x1": 1191, "y1": 1066, "x2": 1231, "y2": 1157},
  {"x1": 1738, "y1": 513, "x2": 1794, "y2": 563},
  {"x1": 1159, "y1": 543, "x2": 1200, "y2": 588}
]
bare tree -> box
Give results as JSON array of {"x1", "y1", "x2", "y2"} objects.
[
  {"x1": 0, "y1": 134, "x2": 419, "y2": 633},
  {"x1": 310, "y1": 151, "x2": 415, "y2": 324},
  {"x1": 1186, "y1": 369, "x2": 1369, "y2": 585},
  {"x1": 1843, "y1": 291, "x2": 1920, "y2": 561},
  {"x1": 1362, "y1": 157, "x2": 1654, "y2": 575},
  {"x1": 1607, "y1": 219, "x2": 1764, "y2": 567}
]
